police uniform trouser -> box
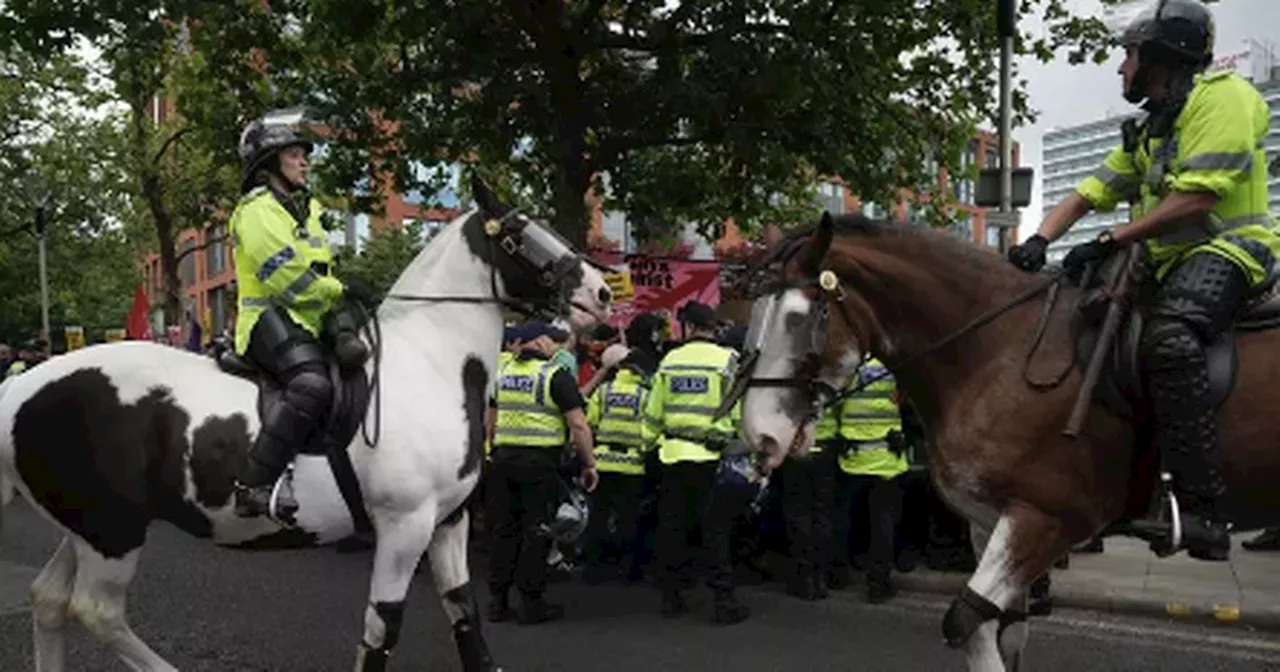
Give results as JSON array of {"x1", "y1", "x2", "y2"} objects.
[
  {"x1": 780, "y1": 450, "x2": 837, "y2": 574},
  {"x1": 240, "y1": 308, "x2": 333, "y2": 488},
  {"x1": 584, "y1": 472, "x2": 645, "y2": 572},
  {"x1": 486, "y1": 448, "x2": 560, "y2": 599},
  {"x1": 834, "y1": 472, "x2": 904, "y2": 590},
  {"x1": 1140, "y1": 246, "x2": 1267, "y2": 505},
  {"x1": 656, "y1": 461, "x2": 735, "y2": 592}
]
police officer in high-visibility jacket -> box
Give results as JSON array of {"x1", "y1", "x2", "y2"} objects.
[
  {"x1": 779, "y1": 395, "x2": 840, "y2": 601},
  {"x1": 1007, "y1": 0, "x2": 1280, "y2": 561},
  {"x1": 645, "y1": 301, "x2": 749, "y2": 624},
  {"x1": 832, "y1": 358, "x2": 908, "y2": 604},
  {"x1": 486, "y1": 322, "x2": 599, "y2": 625},
  {"x1": 229, "y1": 109, "x2": 373, "y2": 520},
  {"x1": 582, "y1": 347, "x2": 659, "y2": 584}
]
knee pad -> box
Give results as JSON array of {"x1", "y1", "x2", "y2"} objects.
[
  {"x1": 285, "y1": 367, "x2": 333, "y2": 415},
  {"x1": 942, "y1": 586, "x2": 1002, "y2": 649},
  {"x1": 1141, "y1": 319, "x2": 1203, "y2": 368}
]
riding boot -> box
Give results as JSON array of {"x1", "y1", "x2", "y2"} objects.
[
  {"x1": 1144, "y1": 327, "x2": 1231, "y2": 562},
  {"x1": 234, "y1": 370, "x2": 330, "y2": 521},
  {"x1": 712, "y1": 589, "x2": 750, "y2": 625}
]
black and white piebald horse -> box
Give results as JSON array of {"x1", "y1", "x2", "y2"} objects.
[{"x1": 0, "y1": 175, "x2": 612, "y2": 672}]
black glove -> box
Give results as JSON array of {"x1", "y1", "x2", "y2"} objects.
[
  {"x1": 343, "y1": 277, "x2": 378, "y2": 308},
  {"x1": 1007, "y1": 234, "x2": 1049, "y2": 272},
  {"x1": 1061, "y1": 233, "x2": 1118, "y2": 283},
  {"x1": 886, "y1": 429, "x2": 905, "y2": 456}
]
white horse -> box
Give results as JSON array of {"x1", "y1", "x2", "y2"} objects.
[{"x1": 0, "y1": 175, "x2": 612, "y2": 672}]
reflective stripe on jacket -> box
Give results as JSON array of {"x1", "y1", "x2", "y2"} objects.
[
  {"x1": 644, "y1": 340, "x2": 739, "y2": 465},
  {"x1": 1075, "y1": 70, "x2": 1280, "y2": 286},
  {"x1": 587, "y1": 368, "x2": 654, "y2": 476},
  {"x1": 229, "y1": 188, "x2": 344, "y2": 354},
  {"x1": 837, "y1": 358, "x2": 907, "y2": 478},
  {"x1": 493, "y1": 356, "x2": 569, "y2": 448}
]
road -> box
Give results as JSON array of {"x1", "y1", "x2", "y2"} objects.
[{"x1": 2, "y1": 500, "x2": 1279, "y2": 671}]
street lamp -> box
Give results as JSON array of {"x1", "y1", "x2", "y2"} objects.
[
  {"x1": 996, "y1": 0, "x2": 1016, "y2": 255},
  {"x1": 28, "y1": 181, "x2": 53, "y2": 359}
]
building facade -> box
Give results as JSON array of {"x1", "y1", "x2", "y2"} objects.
[
  {"x1": 144, "y1": 127, "x2": 1019, "y2": 339},
  {"x1": 1043, "y1": 39, "x2": 1280, "y2": 266}
]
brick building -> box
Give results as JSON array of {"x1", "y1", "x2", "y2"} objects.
[{"x1": 142, "y1": 126, "x2": 1019, "y2": 339}]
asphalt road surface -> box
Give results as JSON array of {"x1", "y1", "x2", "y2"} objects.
[{"x1": 3, "y1": 500, "x2": 1279, "y2": 671}]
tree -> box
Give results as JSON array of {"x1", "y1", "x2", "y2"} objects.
[
  {"x1": 0, "y1": 48, "x2": 142, "y2": 344},
  {"x1": 0, "y1": 0, "x2": 281, "y2": 323},
  {"x1": 332, "y1": 221, "x2": 428, "y2": 297},
  {"x1": 292, "y1": 0, "x2": 1118, "y2": 247}
]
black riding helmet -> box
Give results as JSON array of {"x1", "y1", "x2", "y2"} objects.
[
  {"x1": 1120, "y1": 0, "x2": 1214, "y2": 103},
  {"x1": 238, "y1": 108, "x2": 315, "y2": 193}
]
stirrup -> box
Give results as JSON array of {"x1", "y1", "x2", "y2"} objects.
[
  {"x1": 267, "y1": 465, "x2": 300, "y2": 527},
  {"x1": 1160, "y1": 473, "x2": 1184, "y2": 557}
]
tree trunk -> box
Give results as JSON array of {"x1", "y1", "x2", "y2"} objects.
[
  {"x1": 548, "y1": 60, "x2": 593, "y2": 249},
  {"x1": 130, "y1": 98, "x2": 182, "y2": 327}
]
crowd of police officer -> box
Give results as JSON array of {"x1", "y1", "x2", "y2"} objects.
[{"x1": 481, "y1": 302, "x2": 926, "y2": 626}]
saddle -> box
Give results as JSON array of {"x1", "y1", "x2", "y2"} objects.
[
  {"x1": 211, "y1": 342, "x2": 374, "y2": 534},
  {"x1": 1071, "y1": 252, "x2": 1280, "y2": 551},
  {"x1": 1072, "y1": 253, "x2": 1280, "y2": 421}
]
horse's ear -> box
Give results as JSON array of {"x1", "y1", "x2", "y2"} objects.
[
  {"x1": 802, "y1": 211, "x2": 835, "y2": 275},
  {"x1": 470, "y1": 171, "x2": 506, "y2": 216}
]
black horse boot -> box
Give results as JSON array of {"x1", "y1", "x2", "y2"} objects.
[{"x1": 1144, "y1": 327, "x2": 1230, "y2": 561}]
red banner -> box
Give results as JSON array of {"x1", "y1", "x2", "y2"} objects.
[
  {"x1": 125, "y1": 283, "x2": 153, "y2": 341},
  {"x1": 592, "y1": 252, "x2": 720, "y2": 338}
]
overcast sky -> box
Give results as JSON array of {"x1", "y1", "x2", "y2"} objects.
[{"x1": 1014, "y1": 0, "x2": 1280, "y2": 240}]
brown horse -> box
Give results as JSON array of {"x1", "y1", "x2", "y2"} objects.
[{"x1": 731, "y1": 212, "x2": 1280, "y2": 671}]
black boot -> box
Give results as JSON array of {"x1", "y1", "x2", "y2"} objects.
[
  {"x1": 660, "y1": 590, "x2": 688, "y2": 618},
  {"x1": 1243, "y1": 527, "x2": 1280, "y2": 551},
  {"x1": 1144, "y1": 326, "x2": 1230, "y2": 562},
  {"x1": 486, "y1": 589, "x2": 513, "y2": 623},
  {"x1": 235, "y1": 426, "x2": 301, "y2": 521},
  {"x1": 712, "y1": 589, "x2": 750, "y2": 625},
  {"x1": 517, "y1": 594, "x2": 565, "y2": 625}
]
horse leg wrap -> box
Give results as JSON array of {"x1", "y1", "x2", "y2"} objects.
[
  {"x1": 356, "y1": 601, "x2": 405, "y2": 672},
  {"x1": 446, "y1": 584, "x2": 498, "y2": 672},
  {"x1": 942, "y1": 586, "x2": 1002, "y2": 648}
]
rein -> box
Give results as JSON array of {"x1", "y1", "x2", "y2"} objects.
[
  {"x1": 725, "y1": 266, "x2": 1068, "y2": 422},
  {"x1": 352, "y1": 209, "x2": 588, "y2": 448}
]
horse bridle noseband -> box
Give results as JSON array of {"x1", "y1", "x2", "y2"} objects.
[
  {"x1": 719, "y1": 257, "x2": 1067, "y2": 423},
  {"x1": 354, "y1": 208, "x2": 600, "y2": 449}
]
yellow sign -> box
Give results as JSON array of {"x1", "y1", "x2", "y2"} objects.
[
  {"x1": 604, "y1": 268, "x2": 635, "y2": 302},
  {"x1": 64, "y1": 326, "x2": 85, "y2": 351},
  {"x1": 105, "y1": 328, "x2": 126, "y2": 343}
]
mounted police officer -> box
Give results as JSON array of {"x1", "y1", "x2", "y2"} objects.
[
  {"x1": 1007, "y1": 0, "x2": 1280, "y2": 560},
  {"x1": 229, "y1": 108, "x2": 374, "y2": 520}
]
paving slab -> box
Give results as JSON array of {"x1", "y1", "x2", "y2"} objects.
[{"x1": 897, "y1": 534, "x2": 1280, "y2": 630}]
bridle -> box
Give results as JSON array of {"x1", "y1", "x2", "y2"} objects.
[
  {"x1": 353, "y1": 207, "x2": 606, "y2": 448},
  {"x1": 716, "y1": 230, "x2": 1067, "y2": 424}
]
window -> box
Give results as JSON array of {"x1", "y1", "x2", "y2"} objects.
[
  {"x1": 985, "y1": 225, "x2": 1003, "y2": 248},
  {"x1": 861, "y1": 202, "x2": 884, "y2": 219},
  {"x1": 206, "y1": 224, "x2": 226, "y2": 275},
  {"x1": 815, "y1": 181, "x2": 845, "y2": 215},
  {"x1": 178, "y1": 238, "x2": 196, "y2": 288}
]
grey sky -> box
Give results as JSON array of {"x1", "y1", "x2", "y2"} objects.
[{"x1": 1016, "y1": 0, "x2": 1280, "y2": 240}]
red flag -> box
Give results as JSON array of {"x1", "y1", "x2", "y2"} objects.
[{"x1": 125, "y1": 283, "x2": 153, "y2": 340}]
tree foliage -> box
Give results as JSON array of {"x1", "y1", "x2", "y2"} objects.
[
  {"x1": 332, "y1": 221, "x2": 428, "y2": 297},
  {"x1": 0, "y1": 48, "x2": 141, "y2": 345},
  {"x1": 290, "y1": 0, "x2": 1122, "y2": 246}
]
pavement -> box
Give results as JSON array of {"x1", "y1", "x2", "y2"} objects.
[
  {"x1": 2, "y1": 499, "x2": 1280, "y2": 670},
  {"x1": 899, "y1": 533, "x2": 1280, "y2": 631}
]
